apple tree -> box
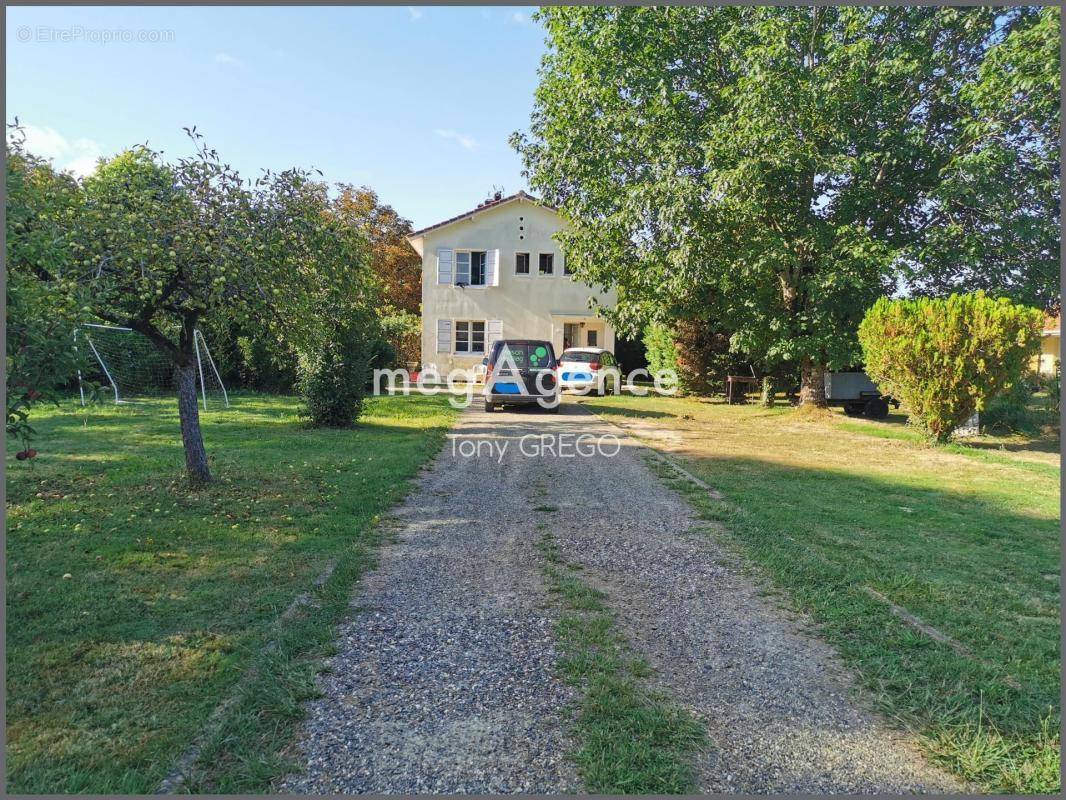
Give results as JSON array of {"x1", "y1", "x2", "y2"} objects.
[{"x1": 77, "y1": 131, "x2": 368, "y2": 482}]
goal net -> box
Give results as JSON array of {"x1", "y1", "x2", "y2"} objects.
[{"x1": 78, "y1": 324, "x2": 230, "y2": 410}]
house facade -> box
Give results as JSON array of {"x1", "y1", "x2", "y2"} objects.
[{"x1": 406, "y1": 191, "x2": 616, "y2": 373}]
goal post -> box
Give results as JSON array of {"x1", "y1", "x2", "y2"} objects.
[
  {"x1": 194, "y1": 328, "x2": 230, "y2": 409},
  {"x1": 78, "y1": 324, "x2": 230, "y2": 410}
]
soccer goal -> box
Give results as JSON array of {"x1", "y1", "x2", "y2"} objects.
[{"x1": 78, "y1": 324, "x2": 230, "y2": 410}]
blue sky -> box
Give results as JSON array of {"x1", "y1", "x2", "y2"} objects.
[{"x1": 6, "y1": 5, "x2": 544, "y2": 229}]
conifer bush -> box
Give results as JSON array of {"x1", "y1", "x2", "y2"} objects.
[{"x1": 858, "y1": 292, "x2": 1042, "y2": 442}]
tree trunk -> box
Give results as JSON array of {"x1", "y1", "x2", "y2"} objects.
[
  {"x1": 798, "y1": 359, "x2": 828, "y2": 408},
  {"x1": 175, "y1": 361, "x2": 211, "y2": 483}
]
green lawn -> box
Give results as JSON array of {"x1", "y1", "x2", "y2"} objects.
[
  {"x1": 581, "y1": 394, "x2": 1060, "y2": 794},
  {"x1": 5, "y1": 393, "x2": 458, "y2": 793}
]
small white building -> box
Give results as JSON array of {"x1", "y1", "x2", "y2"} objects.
[{"x1": 406, "y1": 191, "x2": 617, "y2": 373}]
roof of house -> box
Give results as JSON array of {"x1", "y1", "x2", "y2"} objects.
[{"x1": 406, "y1": 190, "x2": 556, "y2": 240}]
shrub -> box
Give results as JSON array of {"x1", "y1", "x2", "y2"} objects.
[
  {"x1": 644, "y1": 319, "x2": 750, "y2": 396},
  {"x1": 236, "y1": 333, "x2": 300, "y2": 394},
  {"x1": 858, "y1": 292, "x2": 1042, "y2": 442},
  {"x1": 643, "y1": 322, "x2": 679, "y2": 382},
  {"x1": 379, "y1": 311, "x2": 421, "y2": 369},
  {"x1": 297, "y1": 309, "x2": 381, "y2": 428}
]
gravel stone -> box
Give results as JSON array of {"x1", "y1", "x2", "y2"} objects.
[{"x1": 281, "y1": 399, "x2": 963, "y2": 794}]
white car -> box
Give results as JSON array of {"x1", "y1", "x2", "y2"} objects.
[{"x1": 558, "y1": 347, "x2": 622, "y2": 395}]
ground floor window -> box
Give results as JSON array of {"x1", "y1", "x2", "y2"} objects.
[
  {"x1": 587, "y1": 329, "x2": 598, "y2": 346},
  {"x1": 455, "y1": 320, "x2": 486, "y2": 353}
]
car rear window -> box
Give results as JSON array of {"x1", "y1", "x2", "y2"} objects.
[
  {"x1": 490, "y1": 342, "x2": 556, "y2": 369},
  {"x1": 560, "y1": 351, "x2": 599, "y2": 363}
]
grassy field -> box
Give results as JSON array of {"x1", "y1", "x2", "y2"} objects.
[
  {"x1": 5, "y1": 393, "x2": 459, "y2": 793},
  {"x1": 581, "y1": 394, "x2": 1060, "y2": 794}
]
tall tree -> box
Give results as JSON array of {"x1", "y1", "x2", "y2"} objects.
[
  {"x1": 912, "y1": 7, "x2": 1060, "y2": 309},
  {"x1": 514, "y1": 6, "x2": 1060, "y2": 405},
  {"x1": 333, "y1": 185, "x2": 422, "y2": 314}
]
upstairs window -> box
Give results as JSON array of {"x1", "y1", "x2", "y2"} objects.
[
  {"x1": 515, "y1": 252, "x2": 530, "y2": 275},
  {"x1": 539, "y1": 253, "x2": 554, "y2": 276},
  {"x1": 455, "y1": 251, "x2": 487, "y2": 286}
]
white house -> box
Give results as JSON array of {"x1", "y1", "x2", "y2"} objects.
[{"x1": 406, "y1": 191, "x2": 617, "y2": 373}]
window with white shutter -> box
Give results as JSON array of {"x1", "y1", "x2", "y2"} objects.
[
  {"x1": 436, "y1": 249, "x2": 453, "y2": 285},
  {"x1": 436, "y1": 319, "x2": 452, "y2": 353},
  {"x1": 486, "y1": 249, "x2": 499, "y2": 286}
]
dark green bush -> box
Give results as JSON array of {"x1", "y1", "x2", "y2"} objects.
[
  {"x1": 236, "y1": 334, "x2": 299, "y2": 394},
  {"x1": 298, "y1": 309, "x2": 381, "y2": 428},
  {"x1": 858, "y1": 292, "x2": 1043, "y2": 442}
]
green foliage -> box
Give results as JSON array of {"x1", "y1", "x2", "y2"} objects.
[
  {"x1": 514, "y1": 6, "x2": 1060, "y2": 395},
  {"x1": 235, "y1": 334, "x2": 299, "y2": 394},
  {"x1": 642, "y1": 319, "x2": 748, "y2": 396},
  {"x1": 914, "y1": 7, "x2": 1060, "y2": 309},
  {"x1": 297, "y1": 308, "x2": 381, "y2": 428},
  {"x1": 379, "y1": 310, "x2": 422, "y2": 369},
  {"x1": 332, "y1": 186, "x2": 422, "y2": 315},
  {"x1": 5, "y1": 123, "x2": 93, "y2": 453},
  {"x1": 642, "y1": 323, "x2": 679, "y2": 381},
  {"x1": 858, "y1": 293, "x2": 1042, "y2": 442}
]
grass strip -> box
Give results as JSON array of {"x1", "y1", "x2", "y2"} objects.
[
  {"x1": 582, "y1": 394, "x2": 1058, "y2": 794},
  {"x1": 642, "y1": 452, "x2": 1060, "y2": 794},
  {"x1": 537, "y1": 531, "x2": 706, "y2": 794}
]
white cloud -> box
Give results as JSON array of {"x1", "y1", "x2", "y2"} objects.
[
  {"x1": 407, "y1": 7, "x2": 423, "y2": 22},
  {"x1": 10, "y1": 124, "x2": 102, "y2": 177},
  {"x1": 433, "y1": 128, "x2": 478, "y2": 151},
  {"x1": 509, "y1": 11, "x2": 529, "y2": 26},
  {"x1": 214, "y1": 51, "x2": 248, "y2": 71}
]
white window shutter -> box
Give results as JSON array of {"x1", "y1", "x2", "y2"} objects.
[
  {"x1": 487, "y1": 319, "x2": 503, "y2": 350},
  {"x1": 436, "y1": 249, "x2": 453, "y2": 285},
  {"x1": 436, "y1": 319, "x2": 452, "y2": 353},
  {"x1": 486, "y1": 249, "x2": 499, "y2": 286}
]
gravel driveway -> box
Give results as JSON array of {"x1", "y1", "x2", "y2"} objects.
[{"x1": 281, "y1": 398, "x2": 961, "y2": 794}]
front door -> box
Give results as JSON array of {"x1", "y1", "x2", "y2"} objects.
[{"x1": 563, "y1": 323, "x2": 580, "y2": 351}]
